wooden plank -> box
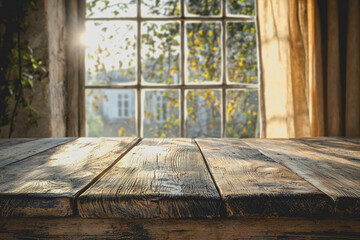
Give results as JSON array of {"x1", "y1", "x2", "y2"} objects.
[
  {"x1": 0, "y1": 137, "x2": 139, "y2": 217},
  {"x1": 244, "y1": 138, "x2": 360, "y2": 217},
  {"x1": 0, "y1": 138, "x2": 36, "y2": 149},
  {"x1": 0, "y1": 138, "x2": 35, "y2": 144},
  {"x1": 78, "y1": 138, "x2": 221, "y2": 219},
  {"x1": 0, "y1": 217, "x2": 359, "y2": 239},
  {"x1": 0, "y1": 138, "x2": 76, "y2": 168},
  {"x1": 196, "y1": 138, "x2": 332, "y2": 217},
  {"x1": 340, "y1": 137, "x2": 360, "y2": 145},
  {"x1": 294, "y1": 137, "x2": 360, "y2": 164}
]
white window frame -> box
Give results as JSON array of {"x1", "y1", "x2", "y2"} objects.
[{"x1": 82, "y1": 0, "x2": 261, "y2": 137}]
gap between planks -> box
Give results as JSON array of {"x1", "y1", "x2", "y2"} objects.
[
  {"x1": 243, "y1": 138, "x2": 360, "y2": 217},
  {"x1": 72, "y1": 137, "x2": 142, "y2": 214},
  {"x1": 1, "y1": 137, "x2": 358, "y2": 219},
  {"x1": 195, "y1": 138, "x2": 334, "y2": 218},
  {"x1": 194, "y1": 138, "x2": 226, "y2": 217},
  {"x1": 77, "y1": 138, "x2": 221, "y2": 219},
  {"x1": 245, "y1": 139, "x2": 329, "y2": 198},
  {"x1": 0, "y1": 137, "x2": 141, "y2": 217},
  {"x1": 77, "y1": 137, "x2": 359, "y2": 218}
]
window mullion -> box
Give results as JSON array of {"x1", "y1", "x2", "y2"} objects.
[
  {"x1": 79, "y1": 0, "x2": 86, "y2": 137},
  {"x1": 137, "y1": 0, "x2": 142, "y2": 137},
  {"x1": 85, "y1": 84, "x2": 259, "y2": 90},
  {"x1": 180, "y1": 0, "x2": 185, "y2": 138},
  {"x1": 221, "y1": 3, "x2": 226, "y2": 138},
  {"x1": 255, "y1": 0, "x2": 263, "y2": 137},
  {"x1": 84, "y1": 17, "x2": 255, "y2": 21}
]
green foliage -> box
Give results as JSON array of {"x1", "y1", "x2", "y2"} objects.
[
  {"x1": 186, "y1": 0, "x2": 221, "y2": 16},
  {"x1": 0, "y1": 0, "x2": 46, "y2": 137},
  {"x1": 86, "y1": 112, "x2": 104, "y2": 137},
  {"x1": 86, "y1": 0, "x2": 134, "y2": 18},
  {"x1": 226, "y1": 89, "x2": 259, "y2": 137},
  {"x1": 185, "y1": 89, "x2": 221, "y2": 137},
  {"x1": 227, "y1": 22, "x2": 257, "y2": 84},
  {"x1": 85, "y1": 21, "x2": 136, "y2": 85},
  {"x1": 142, "y1": 22, "x2": 180, "y2": 85},
  {"x1": 143, "y1": 90, "x2": 179, "y2": 138},
  {"x1": 186, "y1": 22, "x2": 222, "y2": 83},
  {"x1": 142, "y1": 0, "x2": 180, "y2": 17},
  {"x1": 227, "y1": 0, "x2": 255, "y2": 16}
]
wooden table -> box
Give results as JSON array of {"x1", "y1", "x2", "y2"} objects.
[{"x1": 0, "y1": 137, "x2": 359, "y2": 239}]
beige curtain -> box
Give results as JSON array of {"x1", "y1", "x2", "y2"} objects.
[{"x1": 258, "y1": 0, "x2": 360, "y2": 137}]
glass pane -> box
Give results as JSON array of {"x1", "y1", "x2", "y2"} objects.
[
  {"x1": 86, "y1": 0, "x2": 137, "y2": 18},
  {"x1": 142, "y1": 22, "x2": 180, "y2": 85},
  {"x1": 186, "y1": 22, "x2": 222, "y2": 84},
  {"x1": 185, "y1": 0, "x2": 222, "y2": 16},
  {"x1": 226, "y1": 89, "x2": 259, "y2": 137},
  {"x1": 226, "y1": 22, "x2": 257, "y2": 84},
  {"x1": 227, "y1": 0, "x2": 255, "y2": 16},
  {"x1": 185, "y1": 89, "x2": 222, "y2": 137},
  {"x1": 84, "y1": 21, "x2": 136, "y2": 85},
  {"x1": 142, "y1": 0, "x2": 180, "y2": 17},
  {"x1": 143, "y1": 90, "x2": 180, "y2": 137},
  {"x1": 86, "y1": 89, "x2": 137, "y2": 137}
]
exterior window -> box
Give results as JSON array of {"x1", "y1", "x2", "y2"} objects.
[
  {"x1": 124, "y1": 95, "x2": 129, "y2": 117},
  {"x1": 84, "y1": 0, "x2": 260, "y2": 138},
  {"x1": 155, "y1": 92, "x2": 167, "y2": 122},
  {"x1": 117, "y1": 94, "x2": 129, "y2": 118},
  {"x1": 123, "y1": 94, "x2": 129, "y2": 117},
  {"x1": 118, "y1": 94, "x2": 122, "y2": 117}
]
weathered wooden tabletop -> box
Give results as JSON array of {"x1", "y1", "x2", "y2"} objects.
[{"x1": 0, "y1": 137, "x2": 359, "y2": 219}]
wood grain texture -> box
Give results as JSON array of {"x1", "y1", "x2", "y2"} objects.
[
  {"x1": 0, "y1": 137, "x2": 139, "y2": 217},
  {"x1": 65, "y1": 0, "x2": 80, "y2": 137},
  {"x1": 244, "y1": 138, "x2": 360, "y2": 216},
  {"x1": 78, "y1": 138, "x2": 221, "y2": 219},
  {"x1": 0, "y1": 217, "x2": 359, "y2": 239},
  {"x1": 0, "y1": 138, "x2": 76, "y2": 168},
  {"x1": 78, "y1": 0, "x2": 86, "y2": 137},
  {"x1": 294, "y1": 137, "x2": 360, "y2": 164},
  {"x1": 341, "y1": 137, "x2": 360, "y2": 145},
  {"x1": 196, "y1": 138, "x2": 332, "y2": 217},
  {"x1": 0, "y1": 138, "x2": 36, "y2": 149}
]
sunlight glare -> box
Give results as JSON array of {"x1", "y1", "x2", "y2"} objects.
[
  {"x1": 137, "y1": 146, "x2": 168, "y2": 154},
  {"x1": 81, "y1": 30, "x2": 101, "y2": 48},
  {"x1": 84, "y1": 21, "x2": 137, "y2": 77}
]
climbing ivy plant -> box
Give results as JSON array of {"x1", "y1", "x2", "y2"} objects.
[{"x1": 0, "y1": 0, "x2": 46, "y2": 137}]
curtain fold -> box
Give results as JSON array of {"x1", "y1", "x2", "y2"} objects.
[
  {"x1": 326, "y1": 0, "x2": 342, "y2": 136},
  {"x1": 345, "y1": 0, "x2": 360, "y2": 136},
  {"x1": 258, "y1": 0, "x2": 360, "y2": 137},
  {"x1": 289, "y1": 0, "x2": 310, "y2": 137}
]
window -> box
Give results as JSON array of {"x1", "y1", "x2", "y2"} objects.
[
  {"x1": 117, "y1": 93, "x2": 130, "y2": 118},
  {"x1": 84, "y1": 0, "x2": 260, "y2": 138},
  {"x1": 155, "y1": 92, "x2": 168, "y2": 122},
  {"x1": 118, "y1": 94, "x2": 122, "y2": 117}
]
